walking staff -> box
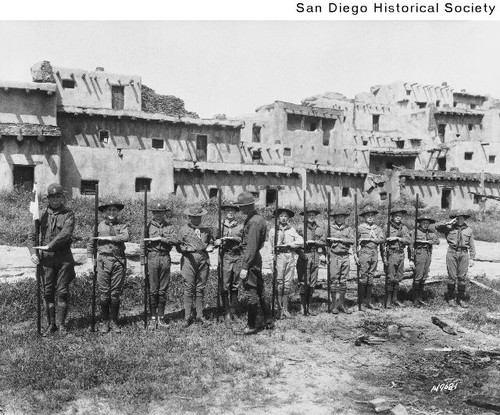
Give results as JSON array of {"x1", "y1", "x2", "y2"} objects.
[
  {"x1": 383, "y1": 194, "x2": 392, "y2": 309},
  {"x1": 217, "y1": 191, "x2": 223, "y2": 322},
  {"x1": 354, "y1": 194, "x2": 361, "y2": 311},
  {"x1": 302, "y1": 190, "x2": 309, "y2": 316},
  {"x1": 326, "y1": 193, "x2": 331, "y2": 313},
  {"x1": 272, "y1": 195, "x2": 279, "y2": 318},
  {"x1": 413, "y1": 194, "x2": 419, "y2": 264},
  {"x1": 143, "y1": 188, "x2": 150, "y2": 328},
  {"x1": 91, "y1": 184, "x2": 99, "y2": 332}
]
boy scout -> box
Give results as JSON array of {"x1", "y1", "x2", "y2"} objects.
[
  {"x1": 409, "y1": 214, "x2": 439, "y2": 307},
  {"x1": 328, "y1": 207, "x2": 355, "y2": 314},
  {"x1": 356, "y1": 205, "x2": 385, "y2": 310},
  {"x1": 28, "y1": 183, "x2": 76, "y2": 335},
  {"x1": 435, "y1": 210, "x2": 475, "y2": 308},
  {"x1": 383, "y1": 204, "x2": 411, "y2": 308},
  {"x1": 87, "y1": 199, "x2": 129, "y2": 334},
  {"x1": 141, "y1": 203, "x2": 178, "y2": 329},
  {"x1": 178, "y1": 205, "x2": 214, "y2": 326},
  {"x1": 214, "y1": 202, "x2": 243, "y2": 321},
  {"x1": 269, "y1": 207, "x2": 304, "y2": 318},
  {"x1": 236, "y1": 191, "x2": 273, "y2": 335},
  {"x1": 296, "y1": 209, "x2": 325, "y2": 315}
]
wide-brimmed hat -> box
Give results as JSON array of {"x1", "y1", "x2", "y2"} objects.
[
  {"x1": 235, "y1": 191, "x2": 257, "y2": 207},
  {"x1": 300, "y1": 209, "x2": 321, "y2": 216},
  {"x1": 221, "y1": 201, "x2": 239, "y2": 211},
  {"x1": 449, "y1": 210, "x2": 471, "y2": 219},
  {"x1": 274, "y1": 207, "x2": 295, "y2": 218},
  {"x1": 184, "y1": 205, "x2": 208, "y2": 217},
  {"x1": 98, "y1": 199, "x2": 125, "y2": 212},
  {"x1": 390, "y1": 203, "x2": 408, "y2": 215},
  {"x1": 359, "y1": 205, "x2": 379, "y2": 216},
  {"x1": 47, "y1": 183, "x2": 64, "y2": 196},
  {"x1": 331, "y1": 207, "x2": 351, "y2": 217},
  {"x1": 416, "y1": 215, "x2": 436, "y2": 224},
  {"x1": 149, "y1": 202, "x2": 170, "y2": 212}
]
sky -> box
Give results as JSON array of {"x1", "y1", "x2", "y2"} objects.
[{"x1": 0, "y1": 21, "x2": 499, "y2": 118}]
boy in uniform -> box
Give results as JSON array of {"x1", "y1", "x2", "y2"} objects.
[
  {"x1": 87, "y1": 199, "x2": 129, "y2": 334},
  {"x1": 28, "y1": 183, "x2": 76, "y2": 335},
  {"x1": 328, "y1": 207, "x2": 355, "y2": 314},
  {"x1": 435, "y1": 210, "x2": 475, "y2": 308},
  {"x1": 268, "y1": 207, "x2": 303, "y2": 318},
  {"x1": 296, "y1": 209, "x2": 325, "y2": 315},
  {"x1": 141, "y1": 202, "x2": 178, "y2": 329},
  {"x1": 177, "y1": 205, "x2": 214, "y2": 326},
  {"x1": 356, "y1": 205, "x2": 385, "y2": 310},
  {"x1": 383, "y1": 203, "x2": 411, "y2": 308},
  {"x1": 214, "y1": 202, "x2": 243, "y2": 321},
  {"x1": 236, "y1": 191, "x2": 273, "y2": 334},
  {"x1": 409, "y1": 214, "x2": 439, "y2": 307}
]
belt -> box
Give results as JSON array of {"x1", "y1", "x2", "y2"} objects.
[
  {"x1": 276, "y1": 247, "x2": 293, "y2": 253},
  {"x1": 449, "y1": 246, "x2": 468, "y2": 252}
]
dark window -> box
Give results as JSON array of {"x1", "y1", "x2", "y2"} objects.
[
  {"x1": 437, "y1": 157, "x2": 447, "y2": 171},
  {"x1": 111, "y1": 85, "x2": 125, "y2": 110},
  {"x1": 362, "y1": 138, "x2": 369, "y2": 146},
  {"x1": 386, "y1": 162, "x2": 394, "y2": 169},
  {"x1": 80, "y1": 180, "x2": 98, "y2": 195},
  {"x1": 284, "y1": 148, "x2": 291, "y2": 157},
  {"x1": 441, "y1": 188, "x2": 452, "y2": 209},
  {"x1": 135, "y1": 178, "x2": 151, "y2": 192},
  {"x1": 464, "y1": 152, "x2": 473, "y2": 160},
  {"x1": 152, "y1": 139, "x2": 164, "y2": 149},
  {"x1": 62, "y1": 79, "x2": 75, "y2": 89},
  {"x1": 323, "y1": 132, "x2": 329, "y2": 146},
  {"x1": 372, "y1": 115, "x2": 380, "y2": 132},
  {"x1": 436, "y1": 100, "x2": 440, "y2": 107},
  {"x1": 473, "y1": 194, "x2": 481, "y2": 205},
  {"x1": 468, "y1": 124, "x2": 473, "y2": 131},
  {"x1": 196, "y1": 135, "x2": 208, "y2": 161},
  {"x1": 250, "y1": 191, "x2": 259, "y2": 199},
  {"x1": 266, "y1": 188, "x2": 277, "y2": 205},
  {"x1": 99, "y1": 130, "x2": 109, "y2": 143},
  {"x1": 453, "y1": 101, "x2": 457, "y2": 107},
  {"x1": 438, "y1": 124, "x2": 446, "y2": 142},
  {"x1": 209, "y1": 188, "x2": 219, "y2": 199},
  {"x1": 251, "y1": 149, "x2": 262, "y2": 162},
  {"x1": 252, "y1": 125, "x2": 261, "y2": 143},
  {"x1": 13, "y1": 165, "x2": 34, "y2": 191},
  {"x1": 416, "y1": 102, "x2": 426, "y2": 109},
  {"x1": 470, "y1": 103, "x2": 477, "y2": 109},
  {"x1": 489, "y1": 155, "x2": 496, "y2": 164},
  {"x1": 342, "y1": 187, "x2": 349, "y2": 197},
  {"x1": 406, "y1": 90, "x2": 411, "y2": 96},
  {"x1": 310, "y1": 122, "x2": 317, "y2": 131},
  {"x1": 173, "y1": 183, "x2": 179, "y2": 194},
  {"x1": 380, "y1": 191, "x2": 387, "y2": 201},
  {"x1": 410, "y1": 139, "x2": 422, "y2": 148},
  {"x1": 396, "y1": 140, "x2": 404, "y2": 149}
]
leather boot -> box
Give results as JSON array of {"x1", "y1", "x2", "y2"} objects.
[
  {"x1": 300, "y1": 293, "x2": 308, "y2": 316},
  {"x1": 413, "y1": 283, "x2": 421, "y2": 308},
  {"x1": 109, "y1": 299, "x2": 121, "y2": 333},
  {"x1": 386, "y1": 287, "x2": 393, "y2": 309},
  {"x1": 392, "y1": 284, "x2": 404, "y2": 307},
  {"x1": 358, "y1": 284, "x2": 367, "y2": 311},
  {"x1": 447, "y1": 284, "x2": 457, "y2": 307},
  {"x1": 308, "y1": 292, "x2": 317, "y2": 316},
  {"x1": 331, "y1": 291, "x2": 339, "y2": 314},
  {"x1": 419, "y1": 282, "x2": 429, "y2": 306},
  {"x1": 223, "y1": 291, "x2": 232, "y2": 321},
  {"x1": 56, "y1": 302, "x2": 68, "y2": 334},
  {"x1": 260, "y1": 298, "x2": 274, "y2": 329},
  {"x1": 457, "y1": 285, "x2": 469, "y2": 309},
  {"x1": 365, "y1": 285, "x2": 379, "y2": 310},
  {"x1": 100, "y1": 300, "x2": 110, "y2": 333},
  {"x1": 338, "y1": 291, "x2": 352, "y2": 314},
  {"x1": 277, "y1": 294, "x2": 284, "y2": 319},
  {"x1": 43, "y1": 303, "x2": 57, "y2": 336},
  {"x1": 244, "y1": 304, "x2": 258, "y2": 334},
  {"x1": 230, "y1": 291, "x2": 238, "y2": 316},
  {"x1": 282, "y1": 295, "x2": 292, "y2": 318}
]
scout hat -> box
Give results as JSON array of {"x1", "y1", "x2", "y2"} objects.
[
  {"x1": 449, "y1": 209, "x2": 471, "y2": 219},
  {"x1": 331, "y1": 207, "x2": 351, "y2": 217},
  {"x1": 149, "y1": 202, "x2": 170, "y2": 212},
  {"x1": 221, "y1": 201, "x2": 239, "y2": 211},
  {"x1": 359, "y1": 204, "x2": 379, "y2": 216},
  {"x1": 184, "y1": 205, "x2": 208, "y2": 216},
  {"x1": 47, "y1": 183, "x2": 64, "y2": 196},
  {"x1": 98, "y1": 199, "x2": 125, "y2": 212},
  {"x1": 274, "y1": 206, "x2": 295, "y2": 218},
  {"x1": 390, "y1": 203, "x2": 408, "y2": 215},
  {"x1": 416, "y1": 214, "x2": 436, "y2": 224},
  {"x1": 235, "y1": 191, "x2": 257, "y2": 207},
  {"x1": 299, "y1": 209, "x2": 321, "y2": 216}
]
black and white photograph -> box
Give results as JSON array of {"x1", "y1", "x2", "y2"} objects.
[{"x1": 0, "y1": 13, "x2": 500, "y2": 415}]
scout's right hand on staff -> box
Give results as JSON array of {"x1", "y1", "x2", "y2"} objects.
[{"x1": 239, "y1": 269, "x2": 248, "y2": 285}]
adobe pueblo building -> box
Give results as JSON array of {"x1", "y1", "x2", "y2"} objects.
[{"x1": 1, "y1": 61, "x2": 499, "y2": 210}]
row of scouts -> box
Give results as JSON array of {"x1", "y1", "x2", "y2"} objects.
[{"x1": 27, "y1": 184, "x2": 476, "y2": 336}]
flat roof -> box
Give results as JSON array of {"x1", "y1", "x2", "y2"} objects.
[{"x1": 0, "y1": 81, "x2": 56, "y2": 93}]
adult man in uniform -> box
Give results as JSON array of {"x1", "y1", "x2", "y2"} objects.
[
  {"x1": 435, "y1": 210, "x2": 475, "y2": 308},
  {"x1": 28, "y1": 183, "x2": 76, "y2": 335},
  {"x1": 236, "y1": 191, "x2": 274, "y2": 334}
]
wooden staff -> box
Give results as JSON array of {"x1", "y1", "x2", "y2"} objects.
[
  {"x1": 91, "y1": 183, "x2": 99, "y2": 332},
  {"x1": 326, "y1": 192, "x2": 331, "y2": 313}
]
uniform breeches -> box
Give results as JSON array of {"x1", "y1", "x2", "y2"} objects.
[
  {"x1": 43, "y1": 262, "x2": 75, "y2": 303},
  {"x1": 330, "y1": 254, "x2": 350, "y2": 292},
  {"x1": 276, "y1": 252, "x2": 296, "y2": 295},
  {"x1": 446, "y1": 249, "x2": 469, "y2": 285},
  {"x1": 359, "y1": 248, "x2": 378, "y2": 285},
  {"x1": 222, "y1": 254, "x2": 241, "y2": 293},
  {"x1": 181, "y1": 253, "x2": 209, "y2": 312},
  {"x1": 414, "y1": 249, "x2": 432, "y2": 283},
  {"x1": 97, "y1": 255, "x2": 126, "y2": 303},
  {"x1": 148, "y1": 253, "x2": 171, "y2": 310},
  {"x1": 387, "y1": 250, "x2": 404, "y2": 284}
]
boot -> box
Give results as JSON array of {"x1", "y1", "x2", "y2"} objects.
[
  {"x1": 300, "y1": 293, "x2": 308, "y2": 316},
  {"x1": 183, "y1": 314, "x2": 194, "y2": 328},
  {"x1": 260, "y1": 298, "x2": 275, "y2": 330},
  {"x1": 392, "y1": 284, "x2": 404, "y2": 307},
  {"x1": 282, "y1": 295, "x2": 292, "y2": 318},
  {"x1": 338, "y1": 291, "x2": 352, "y2": 314},
  {"x1": 157, "y1": 301, "x2": 168, "y2": 327},
  {"x1": 230, "y1": 291, "x2": 239, "y2": 316},
  {"x1": 413, "y1": 283, "x2": 421, "y2": 308},
  {"x1": 56, "y1": 302, "x2": 68, "y2": 334},
  {"x1": 244, "y1": 304, "x2": 258, "y2": 334},
  {"x1": 447, "y1": 284, "x2": 457, "y2": 307},
  {"x1": 386, "y1": 288, "x2": 393, "y2": 309},
  {"x1": 195, "y1": 296, "x2": 206, "y2": 322},
  {"x1": 109, "y1": 299, "x2": 121, "y2": 333},
  {"x1": 419, "y1": 282, "x2": 429, "y2": 306},
  {"x1": 358, "y1": 284, "x2": 367, "y2": 311},
  {"x1": 457, "y1": 285, "x2": 469, "y2": 309},
  {"x1": 223, "y1": 291, "x2": 233, "y2": 321},
  {"x1": 365, "y1": 285, "x2": 379, "y2": 310},
  {"x1": 308, "y1": 291, "x2": 317, "y2": 316},
  {"x1": 42, "y1": 303, "x2": 57, "y2": 336},
  {"x1": 100, "y1": 300, "x2": 110, "y2": 333},
  {"x1": 331, "y1": 291, "x2": 339, "y2": 314}
]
